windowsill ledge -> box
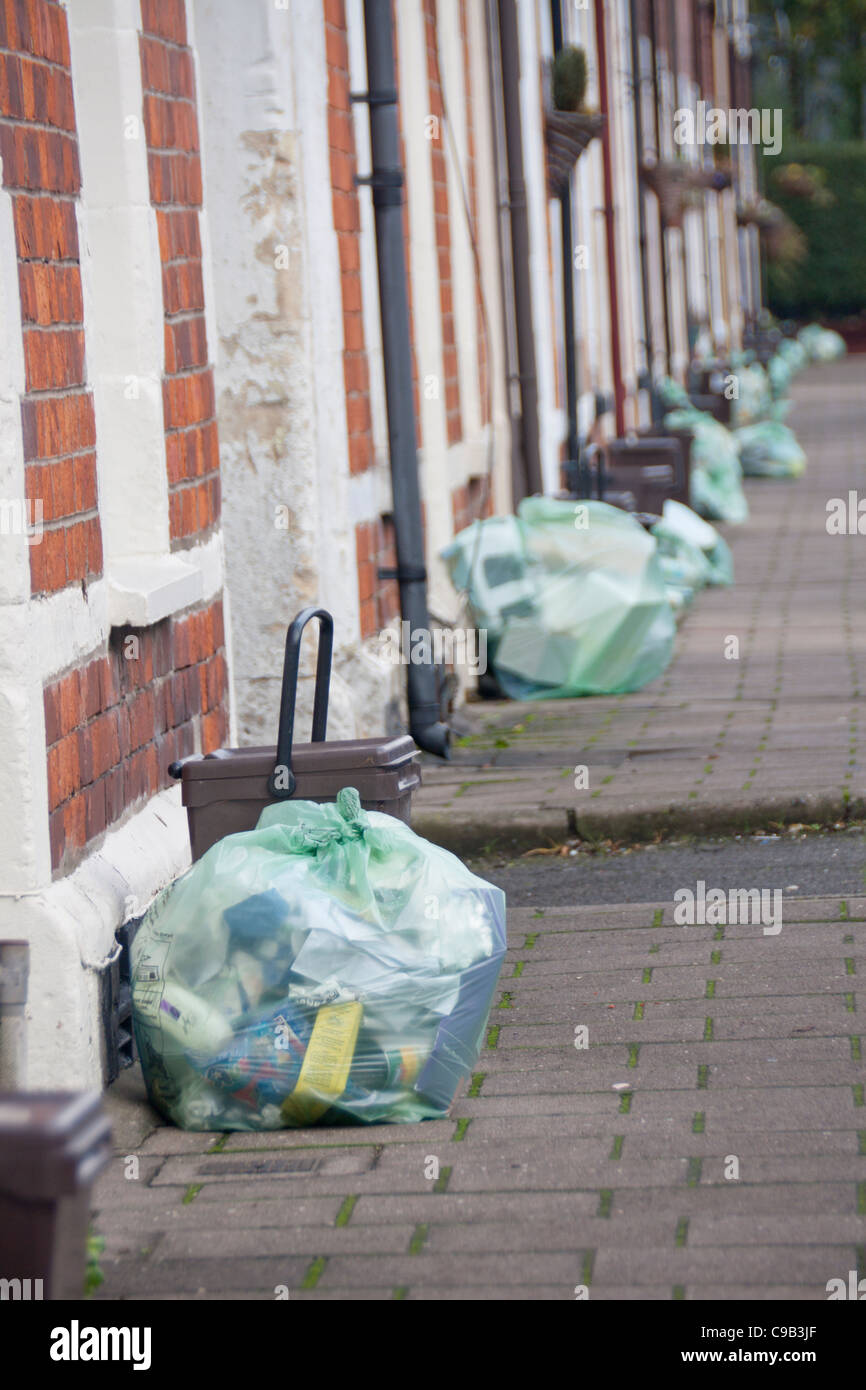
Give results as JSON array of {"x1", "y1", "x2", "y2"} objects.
[{"x1": 107, "y1": 555, "x2": 204, "y2": 629}]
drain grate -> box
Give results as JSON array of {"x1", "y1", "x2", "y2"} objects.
[{"x1": 197, "y1": 1156, "x2": 321, "y2": 1176}]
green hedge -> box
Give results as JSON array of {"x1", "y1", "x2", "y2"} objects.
[{"x1": 765, "y1": 142, "x2": 866, "y2": 318}]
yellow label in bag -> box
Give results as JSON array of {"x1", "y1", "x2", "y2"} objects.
[{"x1": 281, "y1": 1001, "x2": 363, "y2": 1125}]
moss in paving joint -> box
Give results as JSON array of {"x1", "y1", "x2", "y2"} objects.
[
  {"x1": 433, "y1": 1166, "x2": 452, "y2": 1194},
  {"x1": 467, "y1": 1072, "x2": 485, "y2": 1098},
  {"x1": 675, "y1": 1217, "x2": 689, "y2": 1248},
  {"x1": 301, "y1": 1255, "x2": 327, "y2": 1289},
  {"x1": 597, "y1": 1189, "x2": 613, "y2": 1218},
  {"x1": 452, "y1": 1117, "x2": 471, "y2": 1142},
  {"x1": 713, "y1": 924, "x2": 725, "y2": 941},
  {"x1": 844, "y1": 934, "x2": 855, "y2": 945},
  {"x1": 687, "y1": 1157, "x2": 702, "y2": 1187},
  {"x1": 673, "y1": 1285, "x2": 685, "y2": 1300},
  {"x1": 642, "y1": 967, "x2": 653, "y2": 985},
  {"x1": 649, "y1": 942, "x2": 660, "y2": 955},
  {"x1": 858, "y1": 1182, "x2": 866, "y2": 1216},
  {"x1": 710, "y1": 949, "x2": 721, "y2": 966},
  {"x1": 618, "y1": 1092, "x2": 632, "y2": 1115},
  {"x1": 703, "y1": 1017, "x2": 714, "y2": 1041},
  {"x1": 392, "y1": 1286, "x2": 408, "y2": 1300},
  {"x1": 854, "y1": 1083, "x2": 864, "y2": 1108},
  {"x1": 524, "y1": 932, "x2": 539, "y2": 949},
  {"x1": 335, "y1": 1195, "x2": 357, "y2": 1228},
  {"x1": 485, "y1": 1025, "x2": 500, "y2": 1050},
  {"x1": 582, "y1": 1250, "x2": 595, "y2": 1287},
  {"x1": 408, "y1": 1223, "x2": 429, "y2": 1254},
  {"x1": 846, "y1": 993, "x2": 856, "y2": 1013},
  {"x1": 845, "y1": 958, "x2": 856, "y2": 976},
  {"x1": 633, "y1": 1001, "x2": 645, "y2": 1021},
  {"x1": 705, "y1": 979, "x2": 716, "y2": 1000},
  {"x1": 497, "y1": 992, "x2": 513, "y2": 1009},
  {"x1": 851, "y1": 1037, "x2": 862, "y2": 1063},
  {"x1": 697, "y1": 1064, "x2": 709, "y2": 1090},
  {"x1": 652, "y1": 909, "x2": 663, "y2": 928},
  {"x1": 181, "y1": 1183, "x2": 202, "y2": 1205},
  {"x1": 627, "y1": 1043, "x2": 640, "y2": 1069},
  {"x1": 511, "y1": 961, "x2": 524, "y2": 978},
  {"x1": 840, "y1": 901, "x2": 849, "y2": 920},
  {"x1": 609, "y1": 1134, "x2": 624, "y2": 1160},
  {"x1": 207, "y1": 1134, "x2": 228, "y2": 1154},
  {"x1": 692, "y1": 1112, "x2": 705, "y2": 1134},
  {"x1": 858, "y1": 1132, "x2": 866, "y2": 1156}
]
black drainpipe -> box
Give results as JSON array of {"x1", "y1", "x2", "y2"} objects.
[
  {"x1": 357, "y1": 0, "x2": 450, "y2": 758},
  {"x1": 497, "y1": 0, "x2": 543, "y2": 498},
  {"x1": 630, "y1": 0, "x2": 655, "y2": 401},
  {"x1": 550, "y1": 0, "x2": 584, "y2": 495}
]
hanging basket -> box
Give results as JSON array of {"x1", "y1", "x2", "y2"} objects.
[
  {"x1": 544, "y1": 110, "x2": 605, "y2": 197},
  {"x1": 640, "y1": 161, "x2": 689, "y2": 228}
]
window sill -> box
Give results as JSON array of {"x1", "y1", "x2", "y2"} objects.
[{"x1": 107, "y1": 555, "x2": 204, "y2": 629}]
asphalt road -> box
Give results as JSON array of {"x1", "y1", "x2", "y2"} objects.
[{"x1": 467, "y1": 827, "x2": 866, "y2": 908}]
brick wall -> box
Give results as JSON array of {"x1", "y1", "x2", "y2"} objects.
[
  {"x1": 355, "y1": 517, "x2": 401, "y2": 641},
  {"x1": 0, "y1": 0, "x2": 102, "y2": 597},
  {"x1": 451, "y1": 477, "x2": 492, "y2": 535},
  {"x1": 423, "y1": 0, "x2": 461, "y2": 446},
  {"x1": 139, "y1": 0, "x2": 220, "y2": 546},
  {"x1": 44, "y1": 598, "x2": 228, "y2": 875},
  {"x1": 324, "y1": 0, "x2": 373, "y2": 478}
]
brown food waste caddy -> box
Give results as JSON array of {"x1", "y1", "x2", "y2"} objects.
[{"x1": 170, "y1": 607, "x2": 421, "y2": 862}]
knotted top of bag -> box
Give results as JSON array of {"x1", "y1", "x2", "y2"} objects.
[{"x1": 285, "y1": 786, "x2": 369, "y2": 853}]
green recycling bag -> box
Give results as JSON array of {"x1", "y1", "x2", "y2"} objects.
[
  {"x1": 442, "y1": 497, "x2": 676, "y2": 699},
  {"x1": 132, "y1": 788, "x2": 506, "y2": 1130},
  {"x1": 735, "y1": 421, "x2": 806, "y2": 478}
]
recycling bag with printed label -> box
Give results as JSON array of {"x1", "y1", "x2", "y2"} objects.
[{"x1": 132, "y1": 788, "x2": 506, "y2": 1129}]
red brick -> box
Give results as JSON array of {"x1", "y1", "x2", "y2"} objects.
[
  {"x1": 83, "y1": 778, "x2": 107, "y2": 841},
  {"x1": 343, "y1": 353, "x2": 368, "y2": 395},
  {"x1": 200, "y1": 709, "x2": 223, "y2": 754},
  {"x1": 23, "y1": 327, "x2": 86, "y2": 391},
  {"x1": 0, "y1": 124, "x2": 80, "y2": 195},
  {"x1": 104, "y1": 765, "x2": 125, "y2": 824},
  {"x1": 343, "y1": 313, "x2": 365, "y2": 354},
  {"x1": 346, "y1": 394, "x2": 370, "y2": 435},
  {"x1": 143, "y1": 93, "x2": 199, "y2": 153},
  {"x1": 85, "y1": 516, "x2": 102, "y2": 576},
  {"x1": 87, "y1": 709, "x2": 121, "y2": 780},
  {"x1": 154, "y1": 209, "x2": 200, "y2": 262},
  {"x1": 337, "y1": 232, "x2": 360, "y2": 274},
  {"x1": 348, "y1": 432, "x2": 371, "y2": 474},
  {"x1": 62, "y1": 793, "x2": 86, "y2": 857},
  {"x1": 332, "y1": 190, "x2": 359, "y2": 233},
  {"x1": 147, "y1": 150, "x2": 202, "y2": 206},
  {"x1": 164, "y1": 314, "x2": 208, "y2": 373},
  {"x1": 168, "y1": 489, "x2": 182, "y2": 539},
  {"x1": 328, "y1": 110, "x2": 353, "y2": 155},
  {"x1": 47, "y1": 730, "x2": 80, "y2": 809},
  {"x1": 21, "y1": 392, "x2": 96, "y2": 462},
  {"x1": 15, "y1": 56, "x2": 76, "y2": 131},
  {"x1": 18, "y1": 262, "x2": 83, "y2": 325},
  {"x1": 162, "y1": 260, "x2": 204, "y2": 314},
  {"x1": 49, "y1": 807, "x2": 63, "y2": 869},
  {"x1": 139, "y1": 35, "x2": 195, "y2": 100},
  {"x1": 140, "y1": 0, "x2": 187, "y2": 46},
  {"x1": 81, "y1": 659, "x2": 102, "y2": 720},
  {"x1": 32, "y1": 525, "x2": 67, "y2": 593},
  {"x1": 128, "y1": 688, "x2": 155, "y2": 750},
  {"x1": 359, "y1": 596, "x2": 376, "y2": 640},
  {"x1": 212, "y1": 601, "x2": 225, "y2": 650},
  {"x1": 12, "y1": 194, "x2": 78, "y2": 261},
  {"x1": 64, "y1": 519, "x2": 90, "y2": 583},
  {"x1": 72, "y1": 453, "x2": 98, "y2": 513}
]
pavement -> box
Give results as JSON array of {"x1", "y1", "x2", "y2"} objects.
[
  {"x1": 412, "y1": 357, "x2": 866, "y2": 854},
  {"x1": 91, "y1": 358, "x2": 866, "y2": 1301}
]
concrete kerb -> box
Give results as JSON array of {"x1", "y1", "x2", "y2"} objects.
[{"x1": 412, "y1": 791, "x2": 857, "y2": 854}]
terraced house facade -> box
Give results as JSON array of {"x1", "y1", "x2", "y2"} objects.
[{"x1": 0, "y1": 0, "x2": 759, "y2": 1088}]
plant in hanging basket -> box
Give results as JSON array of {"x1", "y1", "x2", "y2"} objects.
[
  {"x1": 543, "y1": 48, "x2": 603, "y2": 197},
  {"x1": 552, "y1": 45, "x2": 588, "y2": 113}
]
